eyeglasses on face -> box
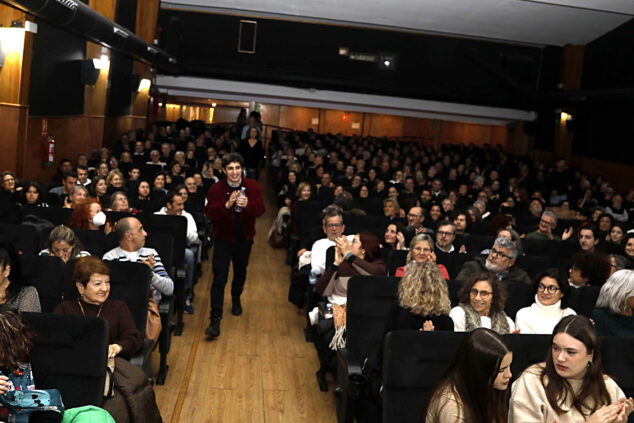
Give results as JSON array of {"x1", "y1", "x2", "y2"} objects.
[
  {"x1": 437, "y1": 231, "x2": 454, "y2": 237},
  {"x1": 470, "y1": 289, "x2": 492, "y2": 299},
  {"x1": 326, "y1": 223, "x2": 342, "y2": 229},
  {"x1": 537, "y1": 283, "x2": 560, "y2": 293},
  {"x1": 490, "y1": 248, "x2": 510, "y2": 259}
]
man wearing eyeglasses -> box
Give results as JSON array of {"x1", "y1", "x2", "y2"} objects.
[
  {"x1": 434, "y1": 220, "x2": 467, "y2": 279},
  {"x1": 405, "y1": 206, "x2": 433, "y2": 237},
  {"x1": 456, "y1": 237, "x2": 531, "y2": 285},
  {"x1": 309, "y1": 207, "x2": 355, "y2": 277},
  {"x1": 526, "y1": 210, "x2": 573, "y2": 241}
]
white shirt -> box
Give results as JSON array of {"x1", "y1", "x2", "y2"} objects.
[
  {"x1": 310, "y1": 235, "x2": 355, "y2": 276},
  {"x1": 515, "y1": 295, "x2": 576, "y2": 334},
  {"x1": 449, "y1": 306, "x2": 515, "y2": 332},
  {"x1": 154, "y1": 208, "x2": 200, "y2": 245}
]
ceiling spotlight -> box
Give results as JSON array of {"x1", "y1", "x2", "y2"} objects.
[
  {"x1": 383, "y1": 59, "x2": 391, "y2": 67},
  {"x1": 379, "y1": 52, "x2": 397, "y2": 71},
  {"x1": 338, "y1": 47, "x2": 349, "y2": 56}
]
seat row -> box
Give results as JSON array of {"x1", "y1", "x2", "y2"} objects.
[{"x1": 335, "y1": 276, "x2": 603, "y2": 423}]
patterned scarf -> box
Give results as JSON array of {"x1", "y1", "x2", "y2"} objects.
[{"x1": 460, "y1": 303, "x2": 511, "y2": 334}]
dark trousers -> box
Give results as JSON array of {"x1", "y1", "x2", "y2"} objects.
[{"x1": 210, "y1": 237, "x2": 253, "y2": 319}]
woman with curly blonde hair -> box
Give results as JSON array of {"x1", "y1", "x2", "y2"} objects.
[{"x1": 384, "y1": 262, "x2": 453, "y2": 333}]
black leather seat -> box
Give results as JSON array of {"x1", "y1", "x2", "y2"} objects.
[
  {"x1": 73, "y1": 229, "x2": 107, "y2": 257},
  {"x1": 20, "y1": 255, "x2": 64, "y2": 312},
  {"x1": 24, "y1": 312, "x2": 109, "y2": 408},
  {"x1": 336, "y1": 276, "x2": 398, "y2": 423}
]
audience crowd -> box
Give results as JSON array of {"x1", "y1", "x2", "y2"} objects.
[{"x1": 2, "y1": 113, "x2": 634, "y2": 422}]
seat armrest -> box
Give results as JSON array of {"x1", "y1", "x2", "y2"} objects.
[{"x1": 337, "y1": 348, "x2": 367, "y2": 400}]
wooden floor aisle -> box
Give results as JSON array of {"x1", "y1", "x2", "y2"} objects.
[{"x1": 150, "y1": 174, "x2": 337, "y2": 422}]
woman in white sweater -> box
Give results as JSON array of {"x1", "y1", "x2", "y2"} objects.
[
  {"x1": 515, "y1": 269, "x2": 576, "y2": 334},
  {"x1": 509, "y1": 315, "x2": 633, "y2": 423},
  {"x1": 449, "y1": 272, "x2": 515, "y2": 334}
]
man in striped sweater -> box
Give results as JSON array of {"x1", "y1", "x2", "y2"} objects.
[{"x1": 103, "y1": 217, "x2": 174, "y2": 303}]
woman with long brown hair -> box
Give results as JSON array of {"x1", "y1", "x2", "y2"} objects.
[
  {"x1": 425, "y1": 328, "x2": 512, "y2": 423},
  {"x1": 509, "y1": 315, "x2": 633, "y2": 422}
]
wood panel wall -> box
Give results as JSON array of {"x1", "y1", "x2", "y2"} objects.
[
  {"x1": 0, "y1": 3, "x2": 24, "y2": 27},
  {"x1": 136, "y1": 0, "x2": 160, "y2": 43},
  {"x1": 0, "y1": 25, "x2": 31, "y2": 176},
  {"x1": 22, "y1": 116, "x2": 106, "y2": 181}
]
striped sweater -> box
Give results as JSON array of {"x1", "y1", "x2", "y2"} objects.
[{"x1": 103, "y1": 247, "x2": 174, "y2": 302}]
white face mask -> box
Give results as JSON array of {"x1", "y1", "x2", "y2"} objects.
[{"x1": 92, "y1": 211, "x2": 106, "y2": 227}]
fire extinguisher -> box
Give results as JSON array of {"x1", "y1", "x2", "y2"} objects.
[{"x1": 43, "y1": 136, "x2": 55, "y2": 166}]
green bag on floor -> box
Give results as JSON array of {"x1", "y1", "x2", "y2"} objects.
[{"x1": 62, "y1": 406, "x2": 115, "y2": 423}]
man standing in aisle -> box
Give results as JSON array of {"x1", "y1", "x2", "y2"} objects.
[{"x1": 205, "y1": 153, "x2": 265, "y2": 337}]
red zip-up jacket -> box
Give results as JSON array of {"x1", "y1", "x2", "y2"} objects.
[{"x1": 205, "y1": 177, "x2": 265, "y2": 243}]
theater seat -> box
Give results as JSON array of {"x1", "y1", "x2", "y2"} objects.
[
  {"x1": 381, "y1": 331, "x2": 551, "y2": 423},
  {"x1": 336, "y1": 276, "x2": 398, "y2": 423},
  {"x1": 566, "y1": 285, "x2": 600, "y2": 317},
  {"x1": 20, "y1": 255, "x2": 64, "y2": 312},
  {"x1": 23, "y1": 312, "x2": 108, "y2": 409}
]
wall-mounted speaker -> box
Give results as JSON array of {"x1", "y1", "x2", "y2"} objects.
[{"x1": 238, "y1": 20, "x2": 257, "y2": 54}]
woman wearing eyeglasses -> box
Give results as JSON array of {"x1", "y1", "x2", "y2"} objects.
[
  {"x1": 449, "y1": 272, "x2": 516, "y2": 334},
  {"x1": 515, "y1": 269, "x2": 576, "y2": 334}
]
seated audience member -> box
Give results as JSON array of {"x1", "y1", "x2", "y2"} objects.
[
  {"x1": 406, "y1": 206, "x2": 434, "y2": 237},
  {"x1": 306, "y1": 208, "x2": 354, "y2": 276},
  {"x1": 604, "y1": 223, "x2": 626, "y2": 255},
  {"x1": 623, "y1": 233, "x2": 634, "y2": 263},
  {"x1": 609, "y1": 254, "x2": 631, "y2": 276},
  {"x1": 568, "y1": 251, "x2": 611, "y2": 288},
  {"x1": 382, "y1": 222, "x2": 406, "y2": 251},
  {"x1": 19, "y1": 182, "x2": 49, "y2": 207},
  {"x1": 427, "y1": 204, "x2": 444, "y2": 231},
  {"x1": 456, "y1": 237, "x2": 531, "y2": 285},
  {"x1": 154, "y1": 191, "x2": 199, "y2": 314},
  {"x1": 591, "y1": 269, "x2": 634, "y2": 336},
  {"x1": 89, "y1": 175, "x2": 108, "y2": 204},
  {"x1": 277, "y1": 171, "x2": 298, "y2": 208},
  {"x1": 509, "y1": 315, "x2": 633, "y2": 423},
  {"x1": 0, "y1": 306, "x2": 63, "y2": 422},
  {"x1": 384, "y1": 263, "x2": 454, "y2": 333},
  {"x1": 383, "y1": 198, "x2": 404, "y2": 223},
  {"x1": 68, "y1": 198, "x2": 111, "y2": 234},
  {"x1": 449, "y1": 272, "x2": 515, "y2": 333},
  {"x1": 130, "y1": 179, "x2": 153, "y2": 212},
  {"x1": 103, "y1": 217, "x2": 174, "y2": 303},
  {"x1": 515, "y1": 269, "x2": 576, "y2": 334},
  {"x1": 105, "y1": 169, "x2": 126, "y2": 195},
  {"x1": 316, "y1": 232, "x2": 385, "y2": 300},
  {"x1": 435, "y1": 220, "x2": 463, "y2": 255},
  {"x1": 578, "y1": 224, "x2": 600, "y2": 254},
  {"x1": 39, "y1": 225, "x2": 91, "y2": 262},
  {"x1": 53, "y1": 256, "x2": 142, "y2": 359},
  {"x1": 0, "y1": 242, "x2": 40, "y2": 312},
  {"x1": 425, "y1": 328, "x2": 512, "y2": 423},
  {"x1": 107, "y1": 191, "x2": 131, "y2": 213},
  {"x1": 525, "y1": 210, "x2": 573, "y2": 241},
  {"x1": 52, "y1": 256, "x2": 162, "y2": 422},
  {"x1": 395, "y1": 234, "x2": 449, "y2": 279},
  {"x1": 76, "y1": 164, "x2": 90, "y2": 186},
  {"x1": 48, "y1": 170, "x2": 77, "y2": 206},
  {"x1": 452, "y1": 210, "x2": 469, "y2": 235},
  {"x1": 1, "y1": 171, "x2": 20, "y2": 202},
  {"x1": 63, "y1": 185, "x2": 88, "y2": 208},
  {"x1": 605, "y1": 194, "x2": 629, "y2": 223}
]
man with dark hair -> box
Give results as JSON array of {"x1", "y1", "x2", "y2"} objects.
[
  {"x1": 49, "y1": 170, "x2": 78, "y2": 207},
  {"x1": 579, "y1": 225, "x2": 600, "y2": 253},
  {"x1": 568, "y1": 251, "x2": 611, "y2": 288},
  {"x1": 156, "y1": 191, "x2": 199, "y2": 314},
  {"x1": 205, "y1": 152, "x2": 265, "y2": 337},
  {"x1": 53, "y1": 159, "x2": 73, "y2": 183},
  {"x1": 76, "y1": 165, "x2": 90, "y2": 186}
]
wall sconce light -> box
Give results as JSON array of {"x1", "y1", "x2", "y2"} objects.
[
  {"x1": 93, "y1": 47, "x2": 109, "y2": 70},
  {"x1": 560, "y1": 112, "x2": 572, "y2": 123},
  {"x1": 138, "y1": 78, "x2": 151, "y2": 92},
  {"x1": 211, "y1": 102, "x2": 217, "y2": 107}
]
